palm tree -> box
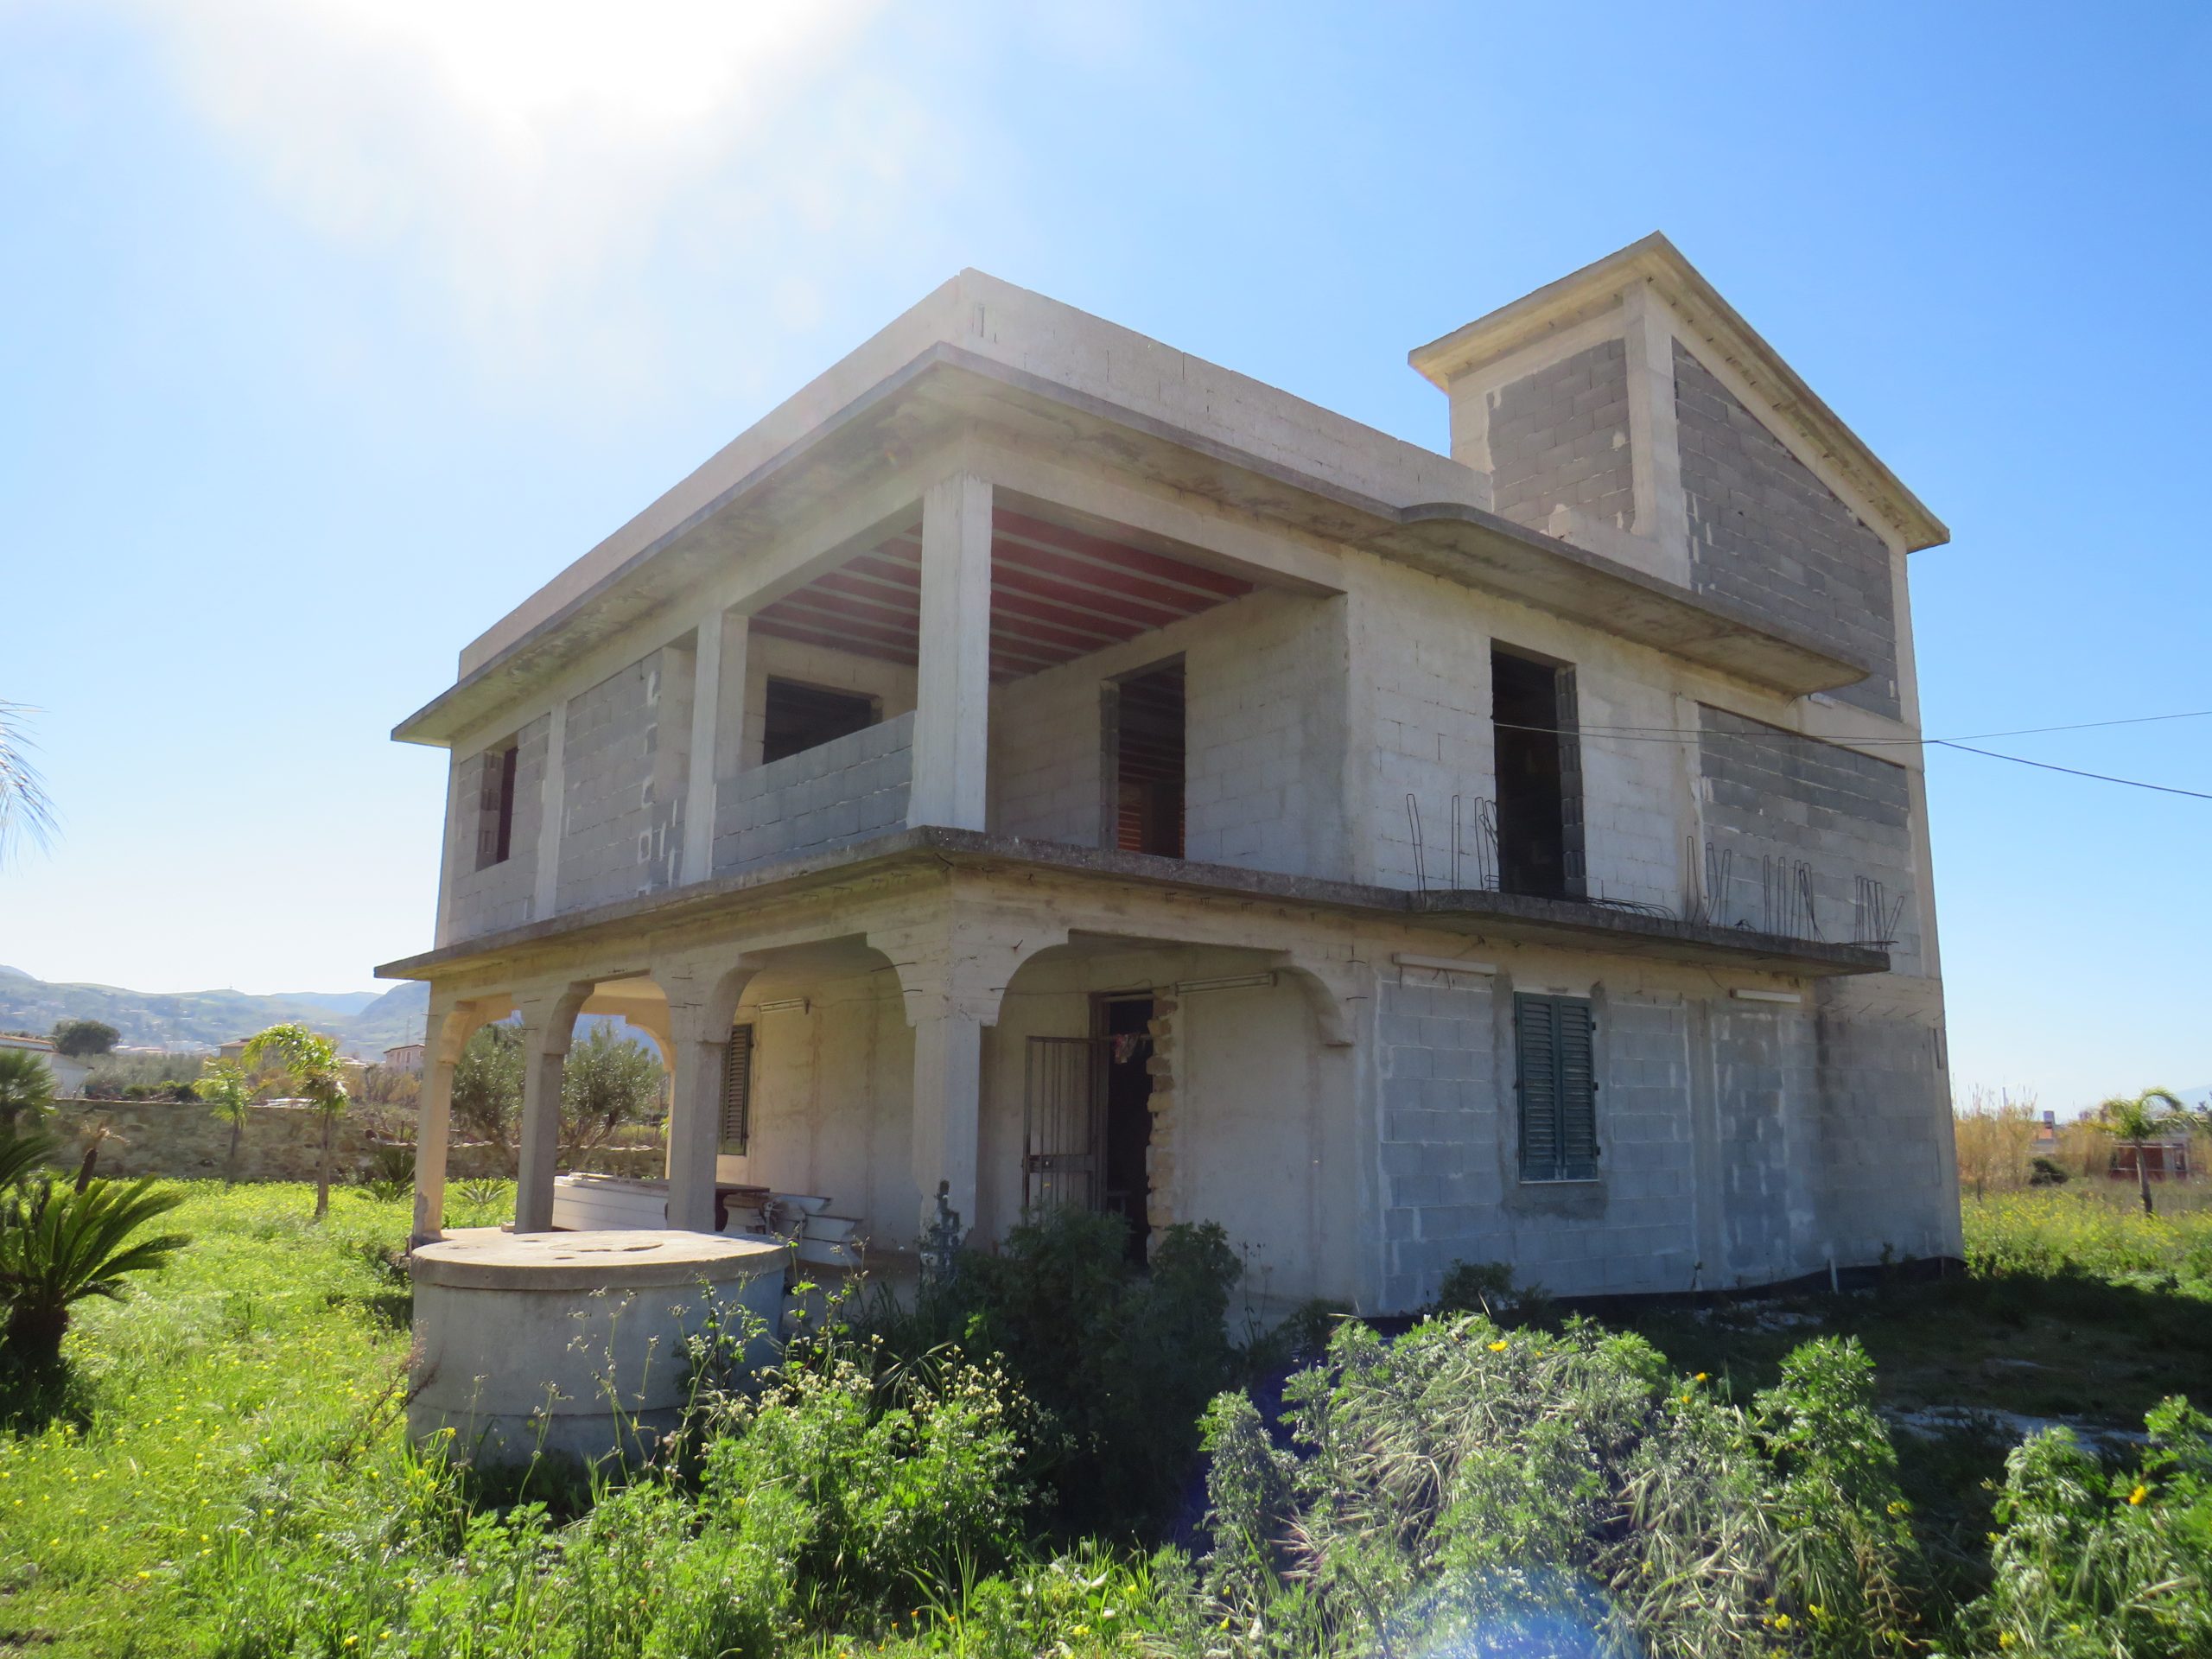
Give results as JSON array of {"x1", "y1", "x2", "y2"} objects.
[
  {"x1": 0, "y1": 702, "x2": 56, "y2": 864},
  {"x1": 0, "y1": 1048, "x2": 54, "y2": 1128},
  {"x1": 0, "y1": 1122, "x2": 60, "y2": 1191},
  {"x1": 0, "y1": 1176, "x2": 189, "y2": 1367},
  {"x1": 2094, "y1": 1088, "x2": 2207, "y2": 1216},
  {"x1": 242, "y1": 1024, "x2": 350, "y2": 1219},
  {"x1": 198, "y1": 1058, "x2": 254, "y2": 1182}
]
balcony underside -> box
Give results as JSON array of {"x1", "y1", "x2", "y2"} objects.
[{"x1": 379, "y1": 825, "x2": 1890, "y2": 983}]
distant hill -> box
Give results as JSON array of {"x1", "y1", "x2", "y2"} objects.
[{"x1": 0, "y1": 969, "x2": 430, "y2": 1059}]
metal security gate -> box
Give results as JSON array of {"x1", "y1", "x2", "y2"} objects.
[{"x1": 1023, "y1": 1036, "x2": 1109, "y2": 1212}]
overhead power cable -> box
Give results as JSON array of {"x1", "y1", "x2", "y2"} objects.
[
  {"x1": 1928, "y1": 741, "x2": 2212, "y2": 801},
  {"x1": 1479, "y1": 706, "x2": 2212, "y2": 800},
  {"x1": 1490, "y1": 708, "x2": 2212, "y2": 747}
]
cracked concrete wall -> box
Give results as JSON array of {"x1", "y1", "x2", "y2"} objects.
[
  {"x1": 1486, "y1": 338, "x2": 1636, "y2": 535},
  {"x1": 712, "y1": 712, "x2": 913, "y2": 876},
  {"x1": 1675, "y1": 340, "x2": 1901, "y2": 718},
  {"x1": 445, "y1": 713, "x2": 549, "y2": 939}
]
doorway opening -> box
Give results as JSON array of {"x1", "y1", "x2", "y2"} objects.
[
  {"x1": 1108, "y1": 660, "x2": 1185, "y2": 858},
  {"x1": 1491, "y1": 647, "x2": 1585, "y2": 899},
  {"x1": 1020, "y1": 995, "x2": 1158, "y2": 1265},
  {"x1": 1096, "y1": 994, "x2": 1157, "y2": 1265}
]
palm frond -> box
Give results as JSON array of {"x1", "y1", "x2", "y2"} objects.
[{"x1": 0, "y1": 702, "x2": 58, "y2": 863}]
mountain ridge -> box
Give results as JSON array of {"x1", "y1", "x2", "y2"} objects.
[{"x1": 0, "y1": 969, "x2": 430, "y2": 1058}]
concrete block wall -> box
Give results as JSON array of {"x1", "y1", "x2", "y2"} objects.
[
  {"x1": 988, "y1": 655, "x2": 1107, "y2": 845},
  {"x1": 1374, "y1": 976, "x2": 1700, "y2": 1306},
  {"x1": 710, "y1": 968, "x2": 918, "y2": 1249},
  {"x1": 1710, "y1": 1001, "x2": 1822, "y2": 1286},
  {"x1": 985, "y1": 590, "x2": 1351, "y2": 880},
  {"x1": 1813, "y1": 973, "x2": 1959, "y2": 1266},
  {"x1": 1697, "y1": 705, "x2": 1921, "y2": 969},
  {"x1": 1363, "y1": 578, "x2": 1496, "y2": 892},
  {"x1": 1183, "y1": 591, "x2": 1349, "y2": 877},
  {"x1": 1357, "y1": 565, "x2": 1681, "y2": 909},
  {"x1": 1674, "y1": 340, "x2": 1901, "y2": 719},
  {"x1": 1486, "y1": 338, "x2": 1637, "y2": 535},
  {"x1": 556, "y1": 650, "x2": 688, "y2": 914},
  {"x1": 711, "y1": 712, "x2": 913, "y2": 876},
  {"x1": 445, "y1": 713, "x2": 549, "y2": 939},
  {"x1": 1376, "y1": 976, "x2": 1501, "y2": 1308},
  {"x1": 743, "y1": 636, "x2": 915, "y2": 772}
]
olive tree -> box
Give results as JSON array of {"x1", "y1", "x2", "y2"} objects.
[{"x1": 448, "y1": 1020, "x2": 662, "y2": 1172}]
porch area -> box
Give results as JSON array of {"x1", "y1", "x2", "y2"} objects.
[{"x1": 401, "y1": 861, "x2": 1372, "y2": 1319}]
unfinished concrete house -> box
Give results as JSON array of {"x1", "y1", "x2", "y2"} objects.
[{"x1": 385, "y1": 234, "x2": 1961, "y2": 1315}]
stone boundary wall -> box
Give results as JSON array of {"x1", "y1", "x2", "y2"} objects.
[{"x1": 36, "y1": 1099, "x2": 664, "y2": 1185}]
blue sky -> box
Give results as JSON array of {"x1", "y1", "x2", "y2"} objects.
[{"x1": 2, "y1": 2, "x2": 2205, "y2": 1110}]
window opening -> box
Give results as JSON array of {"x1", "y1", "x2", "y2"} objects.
[
  {"x1": 475, "y1": 740, "x2": 519, "y2": 870},
  {"x1": 1515, "y1": 993, "x2": 1598, "y2": 1181},
  {"x1": 761, "y1": 678, "x2": 878, "y2": 765},
  {"x1": 719, "y1": 1023, "x2": 755, "y2": 1154},
  {"x1": 1109, "y1": 660, "x2": 1185, "y2": 858},
  {"x1": 1491, "y1": 648, "x2": 1585, "y2": 899}
]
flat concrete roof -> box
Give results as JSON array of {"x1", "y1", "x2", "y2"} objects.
[{"x1": 394, "y1": 340, "x2": 1874, "y2": 747}]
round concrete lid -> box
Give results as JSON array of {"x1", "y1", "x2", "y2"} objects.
[{"x1": 411, "y1": 1228, "x2": 789, "y2": 1291}]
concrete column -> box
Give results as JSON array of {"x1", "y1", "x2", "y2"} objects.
[
  {"x1": 680, "y1": 611, "x2": 748, "y2": 886},
  {"x1": 908, "y1": 472, "x2": 993, "y2": 830},
  {"x1": 513, "y1": 992, "x2": 583, "y2": 1233},
  {"x1": 656, "y1": 959, "x2": 760, "y2": 1234},
  {"x1": 411, "y1": 1028, "x2": 457, "y2": 1249},
  {"x1": 910, "y1": 1005, "x2": 983, "y2": 1236},
  {"x1": 533, "y1": 699, "x2": 569, "y2": 919},
  {"x1": 1621, "y1": 284, "x2": 1691, "y2": 585},
  {"x1": 665, "y1": 1017, "x2": 730, "y2": 1235}
]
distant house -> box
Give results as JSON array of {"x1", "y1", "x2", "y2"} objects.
[
  {"x1": 2110, "y1": 1139, "x2": 2195, "y2": 1183},
  {"x1": 0, "y1": 1033, "x2": 90, "y2": 1099},
  {"x1": 382, "y1": 1043, "x2": 426, "y2": 1074}
]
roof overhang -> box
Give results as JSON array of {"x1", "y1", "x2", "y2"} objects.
[
  {"x1": 1408, "y1": 232, "x2": 1949, "y2": 553},
  {"x1": 377, "y1": 827, "x2": 1891, "y2": 983},
  {"x1": 395, "y1": 345, "x2": 1874, "y2": 747}
]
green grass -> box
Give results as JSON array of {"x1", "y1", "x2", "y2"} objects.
[
  {"x1": 0, "y1": 1181, "x2": 512, "y2": 1658},
  {"x1": 2, "y1": 1179, "x2": 2205, "y2": 1656}
]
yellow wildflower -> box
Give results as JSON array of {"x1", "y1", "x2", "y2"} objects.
[
  {"x1": 1488, "y1": 1340, "x2": 1509, "y2": 1352},
  {"x1": 2128, "y1": 1484, "x2": 2148, "y2": 1505}
]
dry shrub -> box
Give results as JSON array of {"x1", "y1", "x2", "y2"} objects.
[{"x1": 1955, "y1": 1088, "x2": 2039, "y2": 1196}]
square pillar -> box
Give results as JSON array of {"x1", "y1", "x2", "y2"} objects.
[
  {"x1": 665, "y1": 1017, "x2": 732, "y2": 1233},
  {"x1": 513, "y1": 995, "x2": 582, "y2": 1233},
  {"x1": 681, "y1": 611, "x2": 747, "y2": 886},
  {"x1": 910, "y1": 1007, "x2": 983, "y2": 1236},
  {"x1": 908, "y1": 473, "x2": 993, "y2": 830},
  {"x1": 411, "y1": 1049, "x2": 456, "y2": 1249}
]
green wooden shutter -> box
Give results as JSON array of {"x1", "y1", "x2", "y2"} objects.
[
  {"x1": 719, "y1": 1024, "x2": 754, "y2": 1154},
  {"x1": 1515, "y1": 994, "x2": 1560, "y2": 1179},
  {"x1": 1516, "y1": 993, "x2": 1598, "y2": 1181},
  {"x1": 1556, "y1": 998, "x2": 1598, "y2": 1179}
]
